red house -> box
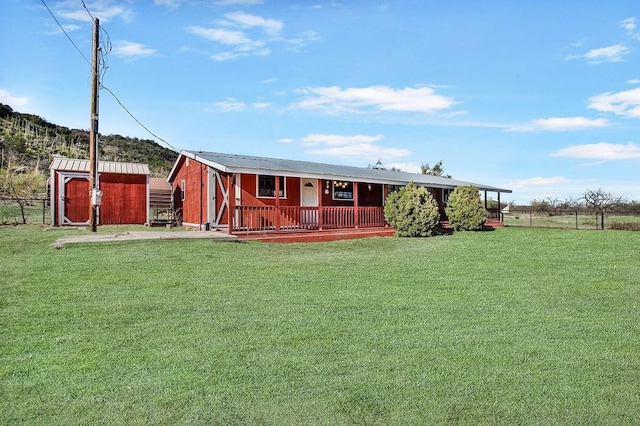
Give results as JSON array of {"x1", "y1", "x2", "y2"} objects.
[
  {"x1": 167, "y1": 151, "x2": 511, "y2": 235},
  {"x1": 49, "y1": 157, "x2": 150, "y2": 226}
]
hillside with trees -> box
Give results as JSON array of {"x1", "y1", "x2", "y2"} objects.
[{"x1": 0, "y1": 103, "x2": 178, "y2": 177}]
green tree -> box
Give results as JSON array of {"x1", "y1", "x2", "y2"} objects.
[
  {"x1": 384, "y1": 182, "x2": 440, "y2": 237},
  {"x1": 0, "y1": 165, "x2": 45, "y2": 224},
  {"x1": 420, "y1": 160, "x2": 451, "y2": 178},
  {"x1": 445, "y1": 185, "x2": 487, "y2": 231}
]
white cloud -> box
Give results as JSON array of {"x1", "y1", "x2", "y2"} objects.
[
  {"x1": 622, "y1": 17, "x2": 636, "y2": 32},
  {"x1": 510, "y1": 116, "x2": 610, "y2": 132},
  {"x1": 627, "y1": 79, "x2": 640, "y2": 84},
  {"x1": 622, "y1": 17, "x2": 640, "y2": 40},
  {"x1": 301, "y1": 133, "x2": 384, "y2": 146},
  {"x1": 56, "y1": 1, "x2": 133, "y2": 23},
  {"x1": 252, "y1": 102, "x2": 271, "y2": 108},
  {"x1": 214, "y1": 0, "x2": 264, "y2": 5},
  {"x1": 279, "y1": 138, "x2": 294, "y2": 143},
  {"x1": 214, "y1": 98, "x2": 246, "y2": 111},
  {"x1": 224, "y1": 12, "x2": 283, "y2": 36},
  {"x1": 187, "y1": 11, "x2": 303, "y2": 61},
  {"x1": 292, "y1": 85, "x2": 456, "y2": 114},
  {"x1": 112, "y1": 41, "x2": 158, "y2": 58},
  {"x1": 507, "y1": 176, "x2": 570, "y2": 189},
  {"x1": 289, "y1": 133, "x2": 410, "y2": 161},
  {"x1": 588, "y1": 87, "x2": 640, "y2": 117},
  {"x1": 0, "y1": 89, "x2": 31, "y2": 111},
  {"x1": 566, "y1": 44, "x2": 629, "y2": 64},
  {"x1": 188, "y1": 26, "x2": 252, "y2": 45},
  {"x1": 552, "y1": 142, "x2": 640, "y2": 160}
]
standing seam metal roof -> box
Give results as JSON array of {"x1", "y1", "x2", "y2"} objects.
[
  {"x1": 178, "y1": 151, "x2": 511, "y2": 193},
  {"x1": 50, "y1": 157, "x2": 150, "y2": 175}
]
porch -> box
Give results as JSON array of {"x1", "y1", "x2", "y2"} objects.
[{"x1": 231, "y1": 205, "x2": 387, "y2": 233}]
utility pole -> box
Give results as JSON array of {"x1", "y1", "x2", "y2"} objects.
[{"x1": 89, "y1": 17, "x2": 100, "y2": 232}]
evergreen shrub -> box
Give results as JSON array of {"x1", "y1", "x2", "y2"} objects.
[
  {"x1": 445, "y1": 185, "x2": 487, "y2": 231},
  {"x1": 384, "y1": 182, "x2": 440, "y2": 237}
]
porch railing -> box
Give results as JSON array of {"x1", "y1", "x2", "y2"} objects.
[{"x1": 232, "y1": 206, "x2": 386, "y2": 232}]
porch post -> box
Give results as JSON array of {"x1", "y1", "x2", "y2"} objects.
[
  {"x1": 382, "y1": 184, "x2": 388, "y2": 227},
  {"x1": 275, "y1": 175, "x2": 281, "y2": 232},
  {"x1": 354, "y1": 181, "x2": 359, "y2": 229},
  {"x1": 497, "y1": 192, "x2": 502, "y2": 221},
  {"x1": 484, "y1": 191, "x2": 488, "y2": 209},
  {"x1": 226, "y1": 174, "x2": 234, "y2": 234},
  {"x1": 318, "y1": 179, "x2": 324, "y2": 231}
]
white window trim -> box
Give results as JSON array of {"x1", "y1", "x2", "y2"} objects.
[{"x1": 256, "y1": 175, "x2": 287, "y2": 199}]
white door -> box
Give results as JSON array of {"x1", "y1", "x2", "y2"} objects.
[
  {"x1": 301, "y1": 179, "x2": 318, "y2": 207},
  {"x1": 300, "y1": 179, "x2": 318, "y2": 227}
]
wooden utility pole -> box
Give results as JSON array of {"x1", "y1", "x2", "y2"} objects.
[{"x1": 89, "y1": 17, "x2": 100, "y2": 232}]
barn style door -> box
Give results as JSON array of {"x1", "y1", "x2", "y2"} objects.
[{"x1": 59, "y1": 173, "x2": 91, "y2": 225}]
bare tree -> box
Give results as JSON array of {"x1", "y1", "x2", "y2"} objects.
[
  {"x1": 0, "y1": 165, "x2": 45, "y2": 224},
  {"x1": 582, "y1": 188, "x2": 625, "y2": 212}
]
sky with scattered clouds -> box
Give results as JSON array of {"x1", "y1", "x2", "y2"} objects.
[{"x1": 2, "y1": 0, "x2": 640, "y2": 203}]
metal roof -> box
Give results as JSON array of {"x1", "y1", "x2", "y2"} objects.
[
  {"x1": 170, "y1": 151, "x2": 511, "y2": 193},
  {"x1": 50, "y1": 157, "x2": 150, "y2": 175}
]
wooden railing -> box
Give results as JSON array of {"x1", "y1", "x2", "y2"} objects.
[{"x1": 232, "y1": 206, "x2": 386, "y2": 232}]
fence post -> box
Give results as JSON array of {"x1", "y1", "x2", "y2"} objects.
[
  {"x1": 575, "y1": 211, "x2": 578, "y2": 230},
  {"x1": 529, "y1": 209, "x2": 532, "y2": 227}
]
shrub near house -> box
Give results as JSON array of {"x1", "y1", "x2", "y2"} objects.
[
  {"x1": 445, "y1": 185, "x2": 488, "y2": 231},
  {"x1": 384, "y1": 182, "x2": 440, "y2": 237}
]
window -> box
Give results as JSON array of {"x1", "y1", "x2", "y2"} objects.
[
  {"x1": 333, "y1": 181, "x2": 353, "y2": 200},
  {"x1": 180, "y1": 179, "x2": 185, "y2": 201},
  {"x1": 257, "y1": 175, "x2": 285, "y2": 198},
  {"x1": 387, "y1": 184, "x2": 403, "y2": 194},
  {"x1": 443, "y1": 188, "x2": 452, "y2": 204}
]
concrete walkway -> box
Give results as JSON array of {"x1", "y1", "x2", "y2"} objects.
[{"x1": 52, "y1": 231, "x2": 237, "y2": 248}]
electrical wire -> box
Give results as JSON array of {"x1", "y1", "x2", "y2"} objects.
[
  {"x1": 101, "y1": 85, "x2": 179, "y2": 152},
  {"x1": 40, "y1": 0, "x2": 90, "y2": 66},
  {"x1": 40, "y1": 0, "x2": 179, "y2": 153}
]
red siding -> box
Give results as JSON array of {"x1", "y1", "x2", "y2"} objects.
[
  {"x1": 52, "y1": 170, "x2": 148, "y2": 225},
  {"x1": 99, "y1": 173, "x2": 147, "y2": 224},
  {"x1": 171, "y1": 157, "x2": 209, "y2": 226},
  {"x1": 239, "y1": 174, "x2": 301, "y2": 207}
]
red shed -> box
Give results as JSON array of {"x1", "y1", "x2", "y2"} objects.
[{"x1": 49, "y1": 157, "x2": 150, "y2": 226}]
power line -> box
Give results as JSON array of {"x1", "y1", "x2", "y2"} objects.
[
  {"x1": 101, "y1": 85, "x2": 179, "y2": 152},
  {"x1": 40, "y1": 0, "x2": 178, "y2": 154},
  {"x1": 40, "y1": 0, "x2": 90, "y2": 65}
]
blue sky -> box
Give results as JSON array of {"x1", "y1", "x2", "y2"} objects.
[{"x1": 2, "y1": 0, "x2": 640, "y2": 204}]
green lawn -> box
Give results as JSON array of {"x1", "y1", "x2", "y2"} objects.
[{"x1": 1, "y1": 226, "x2": 639, "y2": 424}]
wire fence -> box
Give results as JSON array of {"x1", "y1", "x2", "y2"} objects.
[
  {"x1": 0, "y1": 198, "x2": 50, "y2": 225},
  {"x1": 504, "y1": 209, "x2": 640, "y2": 231}
]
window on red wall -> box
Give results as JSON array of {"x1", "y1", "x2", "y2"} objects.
[
  {"x1": 181, "y1": 179, "x2": 185, "y2": 201},
  {"x1": 257, "y1": 175, "x2": 286, "y2": 198},
  {"x1": 333, "y1": 181, "x2": 353, "y2": 200}
]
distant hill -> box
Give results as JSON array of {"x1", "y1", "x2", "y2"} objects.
[{"x1": 0, "y1": 103, "x2": 178, "y2": 177}]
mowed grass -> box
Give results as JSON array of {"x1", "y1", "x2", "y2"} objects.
[{"x1": 1, "y1": 226, "x2": 639, "y2": 424}]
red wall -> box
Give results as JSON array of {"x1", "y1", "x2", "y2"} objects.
[
  {"x1": 239, "y1": 174, "x2": 301, "y2": 207},
  {"x1": 99, "y1": 173, "x2": 147, "y2": 224},
  {"x1": 52, "y1": 171, "x2": 148, "y2": 225},
  {"x1": 171, "y1": 156, "x2": 209, "y2": 226}
]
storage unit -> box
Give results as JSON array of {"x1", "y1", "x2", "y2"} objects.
[{"x1": 49, "y1": 157, "x2": 150, "y2": 226}]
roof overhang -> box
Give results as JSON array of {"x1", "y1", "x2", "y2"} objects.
[{"x1": 167, "y1": 150, "x2": 512, "y2": 194}]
